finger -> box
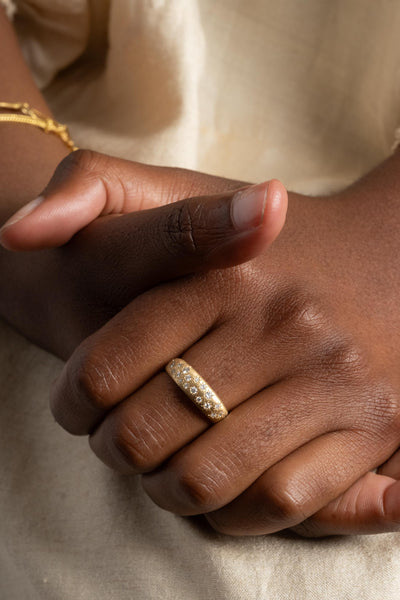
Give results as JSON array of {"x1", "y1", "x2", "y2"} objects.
[
  {"x1": 202, "y1": 429, "x2": 396, "y2": 536},
  {"x1": 0, "y1": 149, "x2": 248, "y2": 250},
  {"x1": 50, "y1": 275, "x2": 222, "y2": 435},
  {"x1": 292, "y1": 472, "x2": 400, "y2": 537},
  {"x1": 140, "y1": 383, "x2": 363, "y2": 517},
  {"x1": 49, "y1": 173, "x2": 288, "y2": 433},
  {"x1": 69, "y1": 178, "x2": 287, "y2": 306},
  {"x1": 52, "y1": 256, "x2": 353, "y2": 453},
  {"x1": 52, "y1": 260, "x2": 324, "y2": 441},
  {"x1": 86, "y1": 331, "x2": 296, "y2": 474},
  {"x1": 87, "y1": 298, "x2": 330, "y2": 474}
]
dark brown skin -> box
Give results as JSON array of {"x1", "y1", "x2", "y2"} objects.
[
  {"x1": 2, "y1": 7, "x2": 400, "y2": 538},
  {"x1": 3, "y1": 148, "x2": 400, "y2": 538},
  {"x1": 0, "y1": 10, "x2": 69, "y2": 221},
  {"x1": 0, "y1": 150, "x2": 287, "y2": 356}
]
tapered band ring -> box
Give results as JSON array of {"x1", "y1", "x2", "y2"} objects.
[{"x1": 166, "y1": 358, "x2": 228, "y2": 423}]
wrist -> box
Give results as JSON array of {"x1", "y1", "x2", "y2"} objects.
[
  {"x1": 0, "y1": 126, "x2": 69, "y2": 224},
  {"x1": 0, "y1": 10, "x2": 73, "y2": 224}
]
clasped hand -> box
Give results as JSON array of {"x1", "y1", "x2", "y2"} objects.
[{"x1": 2, "y1": 149, "x2": 400, "y2": 537}]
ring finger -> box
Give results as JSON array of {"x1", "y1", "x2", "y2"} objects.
[{"x1": 87, "y1": 300, "x2": 327, "y2": 475}]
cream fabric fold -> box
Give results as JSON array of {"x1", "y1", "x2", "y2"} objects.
[
  {"x1": 16, "y1": 0, "x2": 400, "y2": 193},
  {"x1": 0, "y1": 0, "x2": 17, "y2": 19},
  {"x1": 13, "y1": 0, "x2": 90, "y2": 88},
  {"x1": 2, "y1": 1, "x2": 400, "y2": 598}
]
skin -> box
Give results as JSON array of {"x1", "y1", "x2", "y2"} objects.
[
  {"x1": 0, "y1": 150, "x2": 287, "y2": 356},
  {"x1": 2, "y1": 7, "x2": 400, "y2": 537},
  {"x1": 2, "y1": 149, "x2": 400, "y2": 538},
  {"x1": 0, "y1": 10, "x2": 69, "y2": 222}
]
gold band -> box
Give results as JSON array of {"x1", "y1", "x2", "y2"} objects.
[
  {"x1": 0, "y1": 102, "x2": 78, "y2": 152},
  {"x1": 166, "y1": 358, "x2": 228, "y2": 423}
]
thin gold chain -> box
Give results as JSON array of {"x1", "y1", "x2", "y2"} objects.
[{"x1": 0, "y1": 102, "x2": 78, "y2": 152}]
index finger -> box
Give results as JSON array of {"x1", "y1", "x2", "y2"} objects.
[{"x1": 50, "y1": 274, "x2": 221, "y2": 435}]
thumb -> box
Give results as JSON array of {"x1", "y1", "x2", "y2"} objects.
[
  {"x1": 0, "y1": 149, "x2": 246, "y2": 251},
  {"x1": 0, "y1": 149, "x2": 135, "y2": 251},
  {"x1": 70, "y1": 179, "x2": 288, "y2": 306},
  {"x1": 292, "y1": 472, "x2": 400, "y2": 537}
]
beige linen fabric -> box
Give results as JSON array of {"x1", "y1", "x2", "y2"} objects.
[{"x1": 1, "y1": 1, "x2": 400, "y2": 598}]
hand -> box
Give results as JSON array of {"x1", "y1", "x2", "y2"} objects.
[
  {"x1": 49, "y1": 150, "x2": 400, "y2": 536},
  {"x1": 0, "y1": 150, "x2": 287, "y2": 358}
]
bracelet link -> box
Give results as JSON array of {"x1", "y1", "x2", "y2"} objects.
[{"x1": 0, "y1": 101, "x2": 78, "y2": 152}]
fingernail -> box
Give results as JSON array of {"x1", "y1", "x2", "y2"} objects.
[
  {"x1": 230, "y1": 182, "x2": 269, "y2": 231},
  {"x1": 0, "y1": 196, "x2": 44, "y2": 233}
]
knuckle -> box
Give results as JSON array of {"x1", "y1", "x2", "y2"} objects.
[
  {"x1": 49, "y1": 348, "x2": 109, "y2": 435},
  {"x1": 47, "y1": 149, "x2": 103, "y2": 191},
  {"x1": 57, "y1": 148, "x2": 97, "y2": 176},
  {"x1": 109, "y1": 409, "x2": 169, "y2": 473},
  {"x1": 110, "y1": 418, "x2": 155, "y2": 473},
  {"x1": 379, "y1": 387, "x2": 400, "y2": 429},
  {"x1": 264, "y1": 282, "x2": 327, "y2": 339},
  {"x1": 313, "y1": 335, "x2": 400, "y2": 437},
  {"x1": 63, "y1": 148, "x2": 100, "y2": 172},
  {"x1": 317, "y1": 338, "x2": 368, "y2": 384},
  {"x1": 260, "y1": 481, "x2": 308, "y2": 526},
  {"x1": 162, "y1": 201, "x2": 200, "y2": 257},
  {"x1": 70, "y1": 344, "x2": 115, "y2": 413},
  {"x1": 175, "y1": 466, "x2": 221, "y2": 513},
  {"x1": 361, "y1": 381, "x2": 400, "y2": 436}
]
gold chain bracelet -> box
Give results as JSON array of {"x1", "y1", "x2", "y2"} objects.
[{"x1": 0, "y1": 102, "x2": 78, "y2": 152}]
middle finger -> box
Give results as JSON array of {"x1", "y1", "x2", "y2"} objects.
[{"x1": 87, "y1": 300, "x2": 324, "y2": 474}]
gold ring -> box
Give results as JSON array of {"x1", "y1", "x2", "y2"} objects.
[{"x1": 166, "y1": 358, "x2": 228, "y2": 423}]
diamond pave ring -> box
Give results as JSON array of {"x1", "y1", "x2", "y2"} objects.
[{"x1": 166, "y1": 358, "x2": 228, "y2": 423}]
